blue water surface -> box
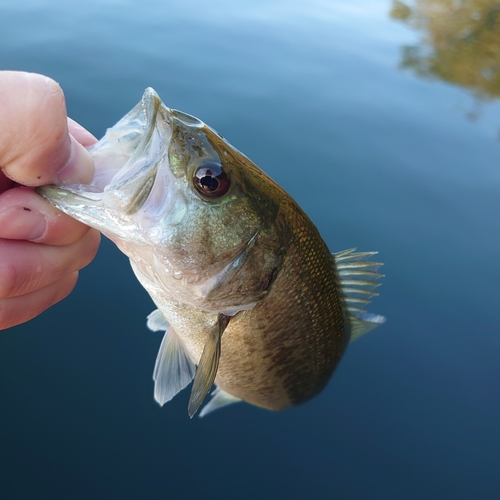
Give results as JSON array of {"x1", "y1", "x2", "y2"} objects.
[{"x1": 0, "y1": 0, "x2": 499, "y2": 498}]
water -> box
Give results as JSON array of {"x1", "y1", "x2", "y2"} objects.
[{"x1": 1, "y1": 0, "x2": 499, "y2": 498}]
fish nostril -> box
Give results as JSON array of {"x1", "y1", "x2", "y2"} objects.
[{"x1": 171, "y1": 109, "x2": 204, "y2": 128}]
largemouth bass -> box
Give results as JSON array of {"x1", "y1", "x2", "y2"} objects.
[{"x1": 38, "y1": 89, "x2": 385, "y2": 417}]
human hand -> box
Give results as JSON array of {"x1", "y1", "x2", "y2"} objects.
[{"x1": 0, "y1": 71, "x2": 101, "y2": 329}]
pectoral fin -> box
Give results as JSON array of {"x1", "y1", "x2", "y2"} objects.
[
  {"x1": 148, "y1": 309, "x2": 196, "y2": 406},
  {"x1": 188, "y1": 314, "x2": 230, "y2": 418}
]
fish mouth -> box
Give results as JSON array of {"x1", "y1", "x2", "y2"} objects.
[{"x1": 37, "y1": 88, "x2": 197, "y2": 237}]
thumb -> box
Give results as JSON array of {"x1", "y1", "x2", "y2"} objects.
[{"x1": 0, "y1": 71, "x2": 94, "y2": 186}]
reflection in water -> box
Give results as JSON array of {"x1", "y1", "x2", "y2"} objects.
[{"x1": 390, "y1": 0, "x2": 500, "y2": 100}]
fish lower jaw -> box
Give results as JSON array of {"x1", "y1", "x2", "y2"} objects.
[{"x1": 36, "y1": 185, "x2": 103, "y2": 210}]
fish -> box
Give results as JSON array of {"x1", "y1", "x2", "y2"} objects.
[{"x1": 37, "y1": 88, "x2": 386, "y2": 418}]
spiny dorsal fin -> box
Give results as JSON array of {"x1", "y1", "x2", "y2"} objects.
[
  {"x1": 332, "y1": 248, "x2": 386, "y2": 342},
  {"x1": 188, "y1": 313, "x2": 231, "y2": 418}
]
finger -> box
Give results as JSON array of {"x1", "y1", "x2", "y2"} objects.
[
  {"x1": 0, "y1": 172, "x2": 14, "y2": 193},
  {"x1": 68, "y1": 117, "x2": 97, "y2": 148},
  {"x1": 0, "y1": 186, "x2": 92, "y2": 246},
  {"x1": 0, "y1": 271, "x2": 79, "y2": 330},
  {"x1": 0, "y1": 229, "x2": 100, "y2": 299},
  {"x1": 0, "y1": 71, "x2": 94, "y2": 186}
]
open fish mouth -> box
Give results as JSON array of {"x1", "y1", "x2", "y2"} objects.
[{"x1": 37, "y1": 88, "x2": 203, "y2": 237}]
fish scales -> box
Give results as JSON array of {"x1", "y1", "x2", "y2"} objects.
[
  {"x1": 216, "y1": 194, "x2": 346, "y2": 410},
  {"x1": 134, "y1": 190, "x2": 345, "y2": 410},
  {"x1": 37, "y1": 88, "x2": 385, "y2": 417}
]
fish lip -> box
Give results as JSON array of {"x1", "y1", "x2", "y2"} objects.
[
  {"x1": 38, "y1": 88, "x2": 170, "y2": 212},
  {"x1": 37, "y1": 88, "x2": 210, "y2": 241},
  {"x1": 105, "y1": 88, "x2": 163, "y2": 204}
]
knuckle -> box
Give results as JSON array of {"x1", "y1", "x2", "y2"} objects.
[
  {"x1": 63, "y1": 271, "x2": 79, "y2": 297},
  {"x1": 0, "y1": 300, "x2": 25, "y2": 330},
  {"x1": 0, "y1": 261, "x2": 20, "y2": 299},
  {"x1": 80, "y1": 230, "x2": 100, "y2": 268},
  {"x1": 45, "y1": 272, "x2": 78, "y2": 311},
  {"x1": 63, "y1": 270, "x2": 78, "y2": 292},
  {"x1": 0, "y1": 304, "x2": 16, "y2": 330},
  {"x1": 0, "y1": 271, "x2": 79, "y2": 331}
]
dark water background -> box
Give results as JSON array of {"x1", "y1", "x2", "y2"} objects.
[{"x1": 1, "y1": 0, "x2": 499, "y2": 498}]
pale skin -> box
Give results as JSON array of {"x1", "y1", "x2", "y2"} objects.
[{"x1": 0, "y1": 71, "x2": 100, "y2": 329}]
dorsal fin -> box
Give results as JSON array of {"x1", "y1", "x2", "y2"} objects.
[{"x1": 332, "y1": 248, "x2": 386, "y2": 342}]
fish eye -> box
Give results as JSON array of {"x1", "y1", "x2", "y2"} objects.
[{"x1": 193, "y1": 161, "x2": 230, "y2": 198}]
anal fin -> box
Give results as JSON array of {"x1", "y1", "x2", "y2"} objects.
[
  {"x1": 199, "y1": 387, "x2": 242, "y2": 418},
  {"x1": 349, "y1": 312, "x2": 386, "y2": 342}
]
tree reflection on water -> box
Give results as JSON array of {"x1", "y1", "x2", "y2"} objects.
[{"x1": 390, "y1": 0, "x2": 500, "y2": 101}]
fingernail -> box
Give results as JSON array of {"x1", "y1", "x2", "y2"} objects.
[
  {"x1": 0, "y1": 206, "x2": 47, "y2": 241},
  {"x1": 56, "y1": 135, "x2": 95, "y2": 184}
]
